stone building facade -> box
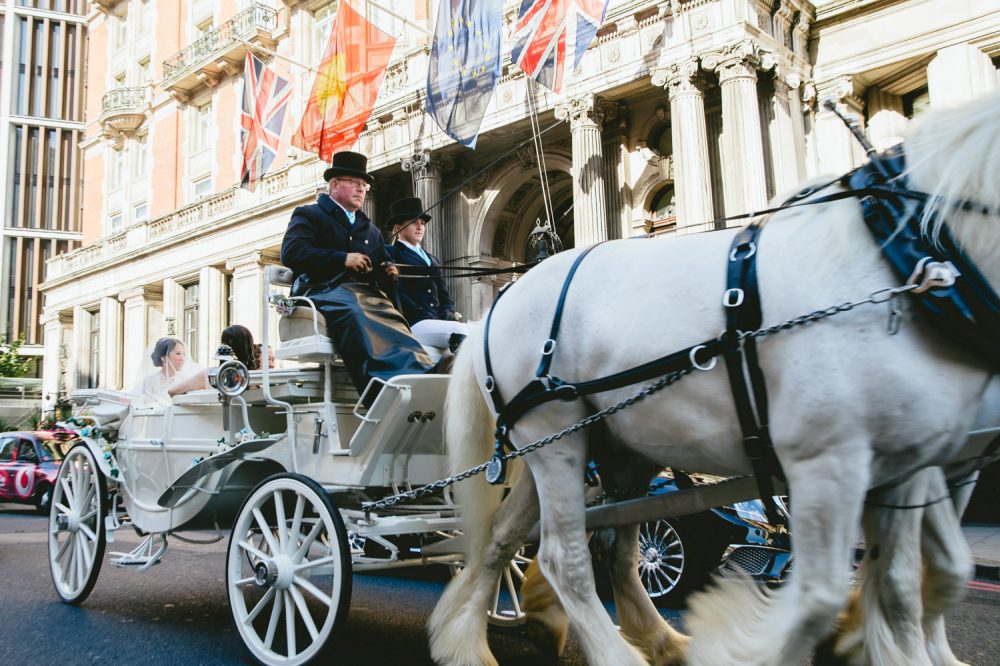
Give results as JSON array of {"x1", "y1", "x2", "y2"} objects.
[{"x1": 38, "y1": 0, "x2": 1000, "y2": 409}]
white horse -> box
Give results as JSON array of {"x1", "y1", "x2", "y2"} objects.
[{"x1": 429, "y1": 92, "x2": 1000, "y2": 666}]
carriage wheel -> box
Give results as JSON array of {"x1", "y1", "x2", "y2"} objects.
[
  {"x1": 48, "y1": 443, "x2": 108, "y2": 604},
  {"x1": 226, "y1": 474, "x2": 351, "y2": 666},
  {"x1": 451, "y1": 547, "x2": 533, "y2": 628}
]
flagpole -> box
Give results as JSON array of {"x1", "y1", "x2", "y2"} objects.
[
  {"x1": 237, "y1": 38, "x2": 322, "y2": 74},
  {"x1": 356, "y1": 0, "x2": 433, "y2": 38}
]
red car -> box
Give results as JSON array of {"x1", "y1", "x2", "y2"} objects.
[{"x1": 0, "y1": 431, "x2": 73, "y2": 514}]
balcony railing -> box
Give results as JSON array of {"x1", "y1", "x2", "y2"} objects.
[
  {"x1": 161, "y1": 4, "x2": 280, "y2": 99},
  {"x1": 99, "y1": 87, "x2": 148, "y2": 136}
]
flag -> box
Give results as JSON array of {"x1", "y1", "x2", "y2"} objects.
[
  {"x1": 511, "y1": 0, "x2": 609, "y2": 94},
  {"x1": 240, "y1": 52, "x2": 292, "y2": 192},
  {"x1": 292, "y1": 0, "x2": 396, "y2": 161},
  {"x1": 426, "y1": 0, "x2": 503, "y2": 148}
]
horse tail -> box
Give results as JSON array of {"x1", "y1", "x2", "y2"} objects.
[{"x1": 445, "y1": 323, "x2": 506, "y2": 568}]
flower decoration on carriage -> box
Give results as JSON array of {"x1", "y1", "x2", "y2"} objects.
[
  {"x1": 59, "y1": 415, "x2": 122, "y2": 479},
  {"x1": 269, "y1": 294, "x2": 296, "y2": 317}
]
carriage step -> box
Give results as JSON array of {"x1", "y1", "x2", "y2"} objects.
[{"x1": 110, "y1": 533, "x2": 168, "y2": 572}]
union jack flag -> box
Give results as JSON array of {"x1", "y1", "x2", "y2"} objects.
[
  {"x1": 511, "y1": 0, "x2": 609, "y2": 94},
  {"x1": 240, "y1": 52, "x2": 292, "y2": 192}
]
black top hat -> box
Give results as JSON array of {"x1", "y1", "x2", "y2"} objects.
[
  {"x1": 387, "y1": 197, "x2": 432, "y2": 228},
  {"x1": 323, "y1": 151, "x2": 374, "y2": 184}
]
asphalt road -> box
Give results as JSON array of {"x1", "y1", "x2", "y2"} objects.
[{"x1": 2, "y1": 505, "x2": 997, "y2": 665}]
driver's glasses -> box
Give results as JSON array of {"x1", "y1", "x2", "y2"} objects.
[{"x1": 338, "y1": 178, "x2": 370, "y2": 192}]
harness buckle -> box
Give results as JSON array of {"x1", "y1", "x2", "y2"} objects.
[
  {"x1": 541, "y1": 339, "x2": 556, "y2": 356},
  {"x1": 722, "y1": 288, "x2": 745, "y2": 308},
  {"x1": 689, "y1": 345, "x2": 718, "y2": 372},
  {"x1": 484, "y1": 375, "x2": 496, "y2": 392},
  {"x1": 907, "y1": 257, "x2": 961, "y2": 293},
  {"x1": 729, "y1": 241, "x2": 756, "y2": 262}
]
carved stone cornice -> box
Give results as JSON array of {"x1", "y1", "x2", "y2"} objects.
[
  {"x1": 817, "y1": 76, "x2": 864, "y2": 111},
  {"x1": 554, "y1": 94, "x2": 605, "y2": 129},
  {"x1": 401, "y1": 149, "x2": 450, "y2": 180},
  {"x1": 226, "y1": 251, "x2": 280, "y2": 273},
  {"x1": 117, "y1": 285, "x2": 164, "y2": 303}
]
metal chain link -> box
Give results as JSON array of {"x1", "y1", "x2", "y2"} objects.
[{"x1": 361, "y1": 281, "x2": 916, "y2": 516}]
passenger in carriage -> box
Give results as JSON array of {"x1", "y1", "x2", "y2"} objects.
[
  {"x1": 279, "y1": 151, "x2": 444, "y2": 400},
  {"x1": 384, "y1": 196, "x2": 468, "y2": 352},
  {"x1": 134, "y1": 337, "x2": 207, "y2": 406},
  {"x1": 221, "y1": 324, "x2": 261, "y2": 370}
]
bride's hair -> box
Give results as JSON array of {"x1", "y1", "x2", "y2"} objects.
[{"x1": 151, "y1": 337, "x2": 183, "y2": 368}]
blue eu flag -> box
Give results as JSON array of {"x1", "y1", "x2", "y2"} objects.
[{"x1": 426, "y1": 0, "x2": 502, "y2": 149}]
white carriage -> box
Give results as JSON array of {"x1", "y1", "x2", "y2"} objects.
[{"x1": 45, "y1": 266, "x2": 497, "y2": 665}]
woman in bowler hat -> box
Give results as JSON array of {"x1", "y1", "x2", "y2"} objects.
[{"x1": 385, "y1": 197, "x2": 468, "y2": 351}]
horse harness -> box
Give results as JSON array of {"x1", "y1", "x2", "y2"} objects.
[{"x1": 481, "y1": 143, "x2": 1000, "y2": 524}]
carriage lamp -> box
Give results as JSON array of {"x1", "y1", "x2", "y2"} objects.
[{"x1": 208, "y1": 360, "x2": 250, "y2": 397}]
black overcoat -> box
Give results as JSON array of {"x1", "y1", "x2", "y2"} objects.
[
  {"x1": 386, "y1": 241, "x2": 455, "y2": 325},
  {"x1": 280, "y1": 193, "x2": 392, "y2": 290}
]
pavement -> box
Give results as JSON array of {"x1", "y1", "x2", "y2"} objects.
[{"x1": 964, "y1": 523, "x2": 1000, "y2": 580}]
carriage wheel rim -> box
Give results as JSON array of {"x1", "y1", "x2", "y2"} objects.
[
  {"x1": 48, "y1": 446, "x2": 103, "y2": 601},
  {"x1": 637, "y1": 519, "x2": 685, "y2": 599},
  {"x1": 227, "y1": 476, "x2": 347, "y2": 666}
]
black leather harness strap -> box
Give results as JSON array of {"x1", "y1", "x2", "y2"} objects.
[{"x1": 722, "y1": 223, "x2": 786, "y2": 524}]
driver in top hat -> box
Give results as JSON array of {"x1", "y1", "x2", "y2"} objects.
[
  {"x1": 385, "y1": 197, "x2": 469, "y2": 352},
  {"x1": 280, "y1": 151, "x2": 435, "y2": 400}
]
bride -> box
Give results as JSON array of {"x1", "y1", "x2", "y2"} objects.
[{"x1": 133, "y1": 337, "x2": 207, "y2": 406}]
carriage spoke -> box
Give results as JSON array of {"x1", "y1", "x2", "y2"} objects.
[
  {"x1": 79, "y1": 523, "x2": 97, "y2": 543},
  {"x1": 78, "y1": 534, "x2": 94, "y2": 572},
  {"x1": 245, "y1": 587, "x2": 276, "y2": 625},
  {"x1": 289, "y1": 495, "x2": 305, "y2": 552},
  {"x1": 293, "y1": 575, "x2": 333, "y2": 608},
  {"x1": 490, "y1": 577, "x2": 502, "y2": 615},
  {"x1": 293, "y1": 520, "x2": 324, "y2": 562},
  {"x1": 501, "y1": 569, "x2": 522, "y2": 617},
  {"x1": 273, "y1": 491, "x2": 287, "y2": 553},
  {"x1": 237, "y1": 539, "x2": 269, "y2": 563},
  {"x1": 234, "y1": 576, "x2": 258, "y2": 588},
  {"x1": 294, "y1": 555, "x2": 335, "y2": 573},
  {"x1": 60, "y1": 477, "x2": 76, "y2": 507},
  {"x1": 289, "y1": 584, "x2": 320, "y2": 641},
  {"x1": 284, "y1": 590, "x2": 297, "y2": 658},
  {"x1": 79, "y1": 508, "x2": 97, "y2": 522},
  {"x1": 53, "y1": 532, "x2": 72, "y2": 561},
  {"x1": 74, "y1": 537, "x2": 85, "y2": 589},
  {"x1": 252, "y1": 508, "x2": 281, "y2": 554},
  {"x1": 263, "y1": 586, "x2": 284, "y2": 649},
  {"x1": 53, "y1": 502, "x2": 71, "y2": 520}
]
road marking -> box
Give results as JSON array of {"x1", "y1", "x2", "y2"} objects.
[{"x1": 968, "y1": 579, "x2": 1000, "y2": 593}]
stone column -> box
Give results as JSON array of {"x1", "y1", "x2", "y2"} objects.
[
  {"x1": 440, "y1": 184, "x2": 470, "y2": 318},
  {"x1": 601, "y1": 101, "x2": 631, "y2": 240},
  {"x1": 927, "y1": 43, "x2": 998, "y2": 108},
  {"x1": 866, "y1": 87, "x2": 907, "y2": 151},
  {"x1": 40, "y1": 312, "x2": 69, "y2": 412},
  {"x1": 99, "y1": 296, "x2": 123, "y2": 389},
  {"x1": 555, "y1": 94, "x2": 609, "y2": 247},
  {"x1": 69, "y1": 306, "x2": 89, "y2": 391},
  {"x1": 788, "y1": 73, "x2": 809, "y2": 181},
  {"x1": 361, "y1": 184, "x2": 377, "y2": 222},
  {"x1": 768, "y1": 71, "x2": 803, "y2": 197},
  {"x1": 402, "y1": 149, "x2": 447, "y2": 259},
  {"x1": 814, "y1": 77, "x2": 865, "y2": 175},
  {"x1": 162, "y1": 277, "x2": 180, "y2": 338},
  {"x1": 703, "y1": 41, "x2": 770, "y2": 220},
  {"x1": 226, "y1": 251, "x2": 281, "y2": 342},
  {"x1": 118, "y1": 285, "x2": 164, "y2": 389},
  {"x1": 198, "y1": 266, "x2": 226, "y2": 368},
  {"x1": 653, "y1": 58, "x2": 713, "y2": 231}
]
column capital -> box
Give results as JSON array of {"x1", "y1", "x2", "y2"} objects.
[
  {"x1": 226, "y1": 251, "x2": 280, "y2": 273},
  {"x1": 702, "y1": 40, "x2": 774, "y2": 84},
  {"x1": 401, "y1": 149, "x2": 449, "y2": 180},
  {"x1": 554, "y1": 94, "x2": 605, "y2": 129},
  {"x1": 117, "y1": 284, "x2": 164, "y2": 303},
  {"x1": 816, "y1": 76, "x2": 864, "y2": 113},
  {"x1": 653, "y1": 57, "x2": 705, "y2": 98}
]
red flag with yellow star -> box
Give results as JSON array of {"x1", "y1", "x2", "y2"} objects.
[{"x1": 292, "y1": 0, "x2": 396, "y2": 160}]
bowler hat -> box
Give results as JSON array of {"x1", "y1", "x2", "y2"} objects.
[
  {"x1": 324, "y1": 151, "x2": 374, "y2": 184},
  {"x1": 387, "y1": 197, "x2": 432, "y2": 228}
]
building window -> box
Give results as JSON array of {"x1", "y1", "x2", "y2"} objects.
[
  {"x1": 311, "y1": 3, "x2": 338, "y2": 63},
  {"x1": 111, "y1": 13, "x2": 128, "y2": 51},
  {"x1": 109, "y1": 211, "x2": 123, "y2": 232},
  {"x1": 193, "y1": 177, "x2": 212, "y2": 199},
  {"x1": 132, "y1": 134, "x2": 148, "y2": 178},
  {"x1": 88, "y1": 309, "x2": 100, "y2": 388},
  {"x1": 135, "y1": 0, "x2": 151, "y2": 36},
  {"x1": 192, "y1": 101, "x2": 213, "y2": 152},
  {"x1": 183, "y1": 283, "x2": 200, "y2": 361},
  {"x1": 135, "y1": 57, "x2": 151, "y2": 86},
  {"x1": 109, "y1": 148, "x2": 125, "y2": 191},
  {"x1": 133, "y1": 203, "x2": 148, "y2": 223}
]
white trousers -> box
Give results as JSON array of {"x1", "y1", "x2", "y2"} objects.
[{"x1": 411, "y1": 319, "x2": 470, "y2": 350}]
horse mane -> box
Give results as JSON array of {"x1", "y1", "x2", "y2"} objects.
[{"x1": 903, "y1": 91, "x2": 1000, "y2": 265}]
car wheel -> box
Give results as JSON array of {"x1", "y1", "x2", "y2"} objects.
[
  {"x1": 34, "y1": 483, "x2": 52, "y2": 515},
  {"x1": 636, "y1": 517, "x2": 723, "y2": 608}
]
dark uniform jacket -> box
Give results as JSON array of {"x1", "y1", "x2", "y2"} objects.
[
  {"x1": 386, "y1": 241, "x2": 455, "y2": 325},
  {"x1": 280, "y1": 193, "x2": 393, "y2": 292}
]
